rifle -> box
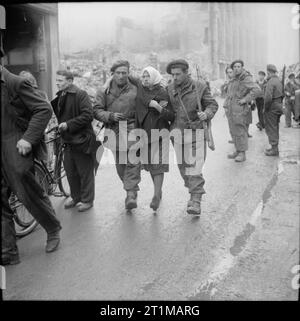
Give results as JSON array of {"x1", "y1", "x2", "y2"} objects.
[
  {"x1": 281, "y1": 65, "x2": 286, "y2": 93},
  {"x1": 195, "y1": 65, "x2": 215, "y2": 151}
]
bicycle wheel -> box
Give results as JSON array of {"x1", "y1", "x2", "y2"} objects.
[
  {"x1": 57, "y1": 151, "x2": 70, "y2": 197},
  {"x1": 12, "y1": 162, "x2": 50, "y2": 237}
]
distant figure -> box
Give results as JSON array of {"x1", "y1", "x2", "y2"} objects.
[
  {"x1": 221, "y1": 66, "x2": 235, "y2": 143},
  {"x1": 263, "y1": 64, "x2": 283, "y2": 156},
  {"x1": 284, "y1": 73, "x2": 298, "y2": 127},
  {"x1": 255, "y1": 71, "x2": 267, "y2": 130}
]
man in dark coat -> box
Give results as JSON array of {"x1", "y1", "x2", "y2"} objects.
[
  {"x1": 51, "y1": 70, "x2": 96, "y2": 212},
  {"x1": 264, "y1": 64, "x2": 284, "y2": 156},
  {"x1": 166, "y1": 59, "x2": 219, "y2": 215},
  {"x1": 255, "y1": 71, "x2": 267, "y2": 130},
  {"x1": 1, "y1": 65, "x2": 62, "y2": 265},
  {"x1": 94, "y1": 60, "x2": 141, "y2": 210}
]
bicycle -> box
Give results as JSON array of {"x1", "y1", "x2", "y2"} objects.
[{"x1": 9, "y1": 126, "x2": 70, "y2": 237}]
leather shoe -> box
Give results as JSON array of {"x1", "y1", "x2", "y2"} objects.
[
  {"x1": 1, "y1": 253, "x2": 20, "y2": 265},
  {"x1": 228, "y1": 151, "x2": 239, "y2": 159},
  {"x1": 64, "y1": 198, "x2": 79, "y2": 209},
  {"x1": 265, "y1": 148, "x2": 279, "y2": 156},
  {"x1": 45, "y1": 230, "x2": 60, "y2": 253},
  {"x1": 78, "y1": 202, "x2": 93, "y2": 212},
  {"x1": 150, "y1": 195, "x2": 161, "y2": 211},
  {"x1": 235, "y1": 152, "x2": 246, "y2": 162}
]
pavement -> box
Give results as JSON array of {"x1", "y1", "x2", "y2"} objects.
[{"x1": 2, "y1": 98, "x2": 299, "y2": 300}]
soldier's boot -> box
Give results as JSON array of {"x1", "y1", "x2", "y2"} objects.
[
  {"x1": 265, "y1": 145, "x2": 279, "y2": 156},
  {"x1": 187, "y1": 193, "x2": 202, "y2": 215},
  {"x1": 125, "y1": 191, "x2": 137, "y2": 210},
  {"x1": 187, "y1": 194, "x2": 193, "y2": 208},
  {"x1": 227, "y1": 151, "x2": 239, "y2": 159},
  {"x1": 235, "y1": 151, "x2": 246, "y2": 162}
]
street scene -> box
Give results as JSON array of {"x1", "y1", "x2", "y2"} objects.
[{"x1": 1, "y1": 2, "x2": 299, "y2": 302}]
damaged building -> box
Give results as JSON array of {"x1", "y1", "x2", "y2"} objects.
[{"x1": 115, "y1": 2, "x2": 268, "y2": 80}]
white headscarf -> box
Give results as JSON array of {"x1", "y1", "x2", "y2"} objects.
[{"x1": 141, "y1": 66, "x2": 163, "y2": 87}]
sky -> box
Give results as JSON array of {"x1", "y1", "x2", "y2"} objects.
[{"x1": 58, "y1": 2, "x2": 299, "y2": 67}]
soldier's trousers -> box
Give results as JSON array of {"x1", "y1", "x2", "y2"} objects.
[
  {"x1": 284, "y1": 100, "x2": 295, "y2": 127},
  {"x1": 264, "y1": 109, "x2": 282, "y2": 147},
  {"x1": 63, "y1": 146, "x2": 95, "y2": 203},
  {"x1": 256, "y1": 98, "x2": 265, "y2": 128},
  {"x1": 229, "y1": 113, "x2": 248, "y2": 152},
  {"x1": 112, "y1": 150, "x2": 141, "y2": 192},
  {"x1": 2, "y1": 134, "x2": 61, "y2": 257},
  {"x1": 171, "y1": 130, "x2": 206, "y2": 195}
]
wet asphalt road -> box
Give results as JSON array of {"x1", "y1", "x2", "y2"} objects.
[{"x1": 2, "y1": 98, "x2": 299, "y2": 300}]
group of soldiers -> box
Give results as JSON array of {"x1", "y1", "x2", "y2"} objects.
[
  {"x1": 1, "y1": 47, "x2": 292, "y2": 265},
  {"x1": 222, "y1": 60, "x2": 294, "y2": 161}
]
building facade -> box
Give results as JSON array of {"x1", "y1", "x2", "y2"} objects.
[{"x1": 2, "y1": 3, "x2": 59, "y2": 98}]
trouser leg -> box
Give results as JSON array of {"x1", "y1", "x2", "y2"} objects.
[
  {"x1": 1, "y1": 176, "x2": 18, "y2": 258},
  {"x1": 285, "y1": 100, "x2": 292, "y2": 126},
  {"x1": 63, "y1": 147, "x2": 81, "y2": 203},
  {"x1": 113, "y1": 150, "x2": 126, "y2": 182},
  {"x1": 173, "y1": 133, "x2": 206, "y2": 195},
  {"x1": 2, "y1": 136, "x2": 61, "y2": 234},
  {"x1": 123, "y1": 159, "x2": 141, "y2": 192},
  {"x1": 264, "y1": 111, "x2": 281, "y2": 146},
  {"x1": 72, "y1": 151, "x2": 95, "y2": 203},
  {"x1": 231, "y1": 113, "x2": 248, "y2": 152}
]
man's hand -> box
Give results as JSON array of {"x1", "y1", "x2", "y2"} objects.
[
  {"x1": 237, "y1": 98, "x2": 247, "y2": 105},
  {"x1": 198, "y1": 111, "x2": 208, "y2": 121},
  {"x1": 16, "y1": 139, "x2": 32, "y2": 156},
  {"x1": 58, "y1": 122, "x2": 68, "y2": 132},
  {"x1": 110, "y1": 113, "x2": 126, "y2": 122}
]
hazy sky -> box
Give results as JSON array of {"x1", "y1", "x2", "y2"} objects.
[{"x1": 58, "y1": 2, "x2": 299, "y2": 66}]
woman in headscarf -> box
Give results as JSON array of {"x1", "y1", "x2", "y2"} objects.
[{"x1": 132, "y1": 66, "x2": 175, "y2": 211}]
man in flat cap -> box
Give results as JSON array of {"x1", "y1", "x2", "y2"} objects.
[
  {"x1": 94, "y1": 60, "x2": 141, "y2": 210},
  {"x1": 166, "y1": 59, "x2": 218, "y2": 215},
  {"x1": 224, "y1": 59, "x2": 261, "y2": 162},
  {"x1": 284, "y1": 72, "x2": 299, "y2": 128},
  {"x1": 263, "y1": 64, "x2": 284, "y2": 156}
]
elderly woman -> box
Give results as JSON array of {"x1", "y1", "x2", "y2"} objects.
[{"x1": 131, "y1": 66, "x2": 175, "y2": 211}]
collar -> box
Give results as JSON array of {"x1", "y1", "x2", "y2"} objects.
[{"x1": 56, "y1": 83, "x2": 77, "y2": 96}]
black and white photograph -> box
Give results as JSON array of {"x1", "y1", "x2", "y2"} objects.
[{"x1": 0, "y1": 0, "x2": 299, "y2": 308}]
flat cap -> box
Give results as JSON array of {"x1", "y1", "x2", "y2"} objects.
[
  {"x1": 110, "y1": 60, "x2": 130, "y2": 73},
  {"x1": 266, "y1": 64, "x2": 277, "y2": 73},
  {"x1": 166, "y1": 59, "x2": 189, "y2": 74}
]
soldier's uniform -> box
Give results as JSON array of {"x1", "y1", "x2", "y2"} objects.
[
  {"x1": 166, "y1": 60, "x2": 218, "y2": 215},
  {"x1": 264, "y1": 64, "x2": 283, "y2": 156},
  {"x1": 284, "y1": 75, "x2": 298, "y2": 127},
  {"x1": 224, "y1": 69, "x2": 261, "y2": 161}
]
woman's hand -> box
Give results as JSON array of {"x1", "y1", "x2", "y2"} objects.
[{"x1": 149, "y1": 100, "x2": 163, "y2": 112}]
